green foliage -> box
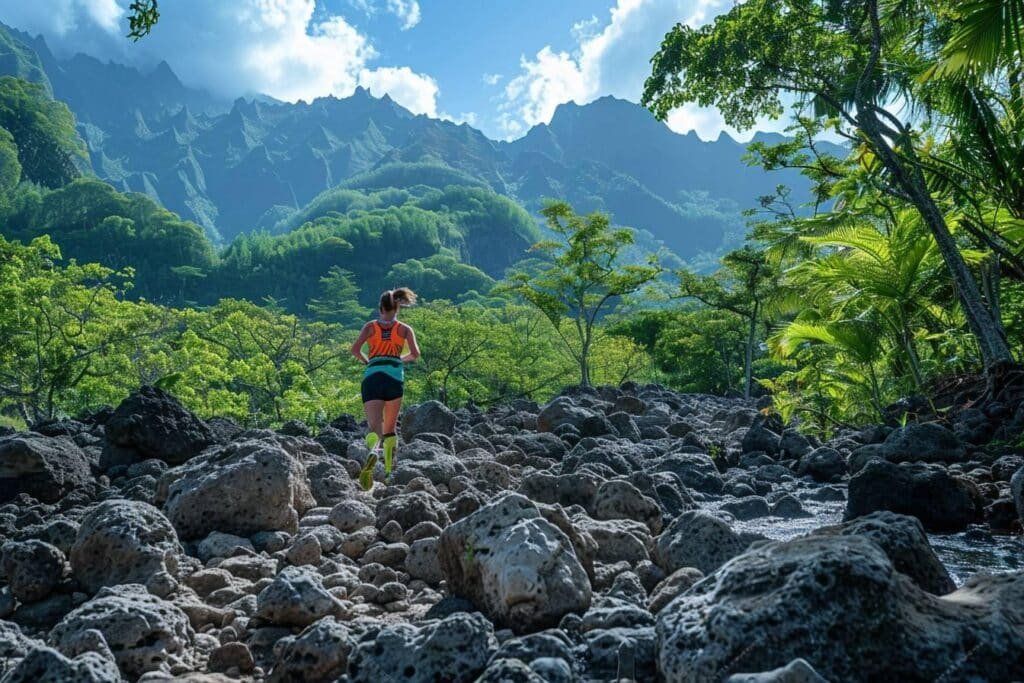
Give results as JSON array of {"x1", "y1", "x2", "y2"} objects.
[
  {"x1": 503, "y1": 201, "x2": 661, "y2": 386},
  {"x1": 0, "y1": 77, "x2": 86, "y2": 188},
  {"x1": 0, "y1": 126, "x2": 20, "y2": 196},
  {"x1": 308, "y1": 266, "x2": 367, "y2": 327},
  {"x1": 127, "y1": 0, "x2": 160, "y2": 41}
]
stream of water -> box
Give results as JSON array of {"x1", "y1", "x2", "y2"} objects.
[{"x1": 711, "y1": 487, "x2": 1023, "y2": 586}]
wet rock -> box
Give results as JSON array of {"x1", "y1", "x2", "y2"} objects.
[
  {"x1": 796, "y1": 447, "x2": 846, "y2": 482},
  {"x1": 3, "y1": 646, "x2": 121, "y2": 683},
  {"x1": 70, "y1": 500, "x2": 182, "y2": 595},
  {"x1": 346, "y1": 612, "x2": 497, "y2": 683},
  {"x1": 162, "y1": 439, "x2": 316, "y2": 540},
  {"x1": 654, "y1": 510, "x2": 747, "y2": 574},
  {"x1": 50, "y1": 584, "x2": 195, "y2": 679},
  {"x1": 991, "y1": 455, "x2": 1023, "y2": 482},
  {"x1": 439, "y1": 493, "x2": 591, "y2": 633},
  {"x1": 400, "y1": 401, "x2": 456, "y2": 439},
  {"x1": 105, "y1": 386, "x2": 216, "y2": 465},
  {"x1": 814, "y1": 511, "x2": 954, "y2": 594},
  {"x1": 847, "y1": 460, "x2": 980, "y2": 532},
  {"x1": 1, "y1": 540, "x2": 64, "y2": 602},
  {"x1": 656, "y1": 535, "x2": 1024, "y2": 682},
  {"x1": 0, "y1": 434, "x2": 91, "y2": 504},
  {"x1": 254, "y1": 566, "x2": 346, "y2": 628}
]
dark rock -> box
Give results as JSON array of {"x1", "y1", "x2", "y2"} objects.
[
  {"x1": 2, "y1": 647, "x2": 120, "y2": 683},
  {"x1": 401, "y1": 400, "x2": 456, "y2": 439},
  {"x1": 814, "y1": 511, "x2": 955, "y2": 594},
  {"x1": 1011, "y1": 467, "x2": 1024, "y2": 529},
  {"x1": 721, "y1": 497, "x2": 770, "y2": 520},
  {"x1": 654, "y1": 510, "x2": 747, "y2": 574},
  {"x1": 655, "y1": 535, "x2": 1024, "y2": 682},
  {"x1": 741, "y1": 417, "x2": 781, "y2": 456},
  {"x1": 70, "y1": 500, "x2": 182, "y2": 596},
  {"x1": 0, "y1": 540, "x2": 64, "y2": 602},
  {"x1": 725, "y1": 659, "x2": 830, "y2": 683},
  {"x1": 346, "y1": 612, "x2": 497, "y2": 683},
  {"x1": 0, "y1": 434, "x2": 91, "y2": 504},
  {"x1": 879, "y1": 422, "x2": 967, "y2": 463},
  {"x1": 847, "y1": 460, "x2": 981, "y2": 532},
  {"x1": 105, "y1": 386, "x2": 216, "y2": 465},
  {"x1": 797, "y1": 447, "x2": 846, "y2": 482}
]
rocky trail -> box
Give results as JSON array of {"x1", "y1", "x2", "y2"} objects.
[{"x1": 1, "y1": 383, "x2": 1022, "y2": 682}]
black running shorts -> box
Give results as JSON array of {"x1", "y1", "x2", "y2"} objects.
[{"x1": 361, "y1": 372, "x2": 404, "y2": 402}]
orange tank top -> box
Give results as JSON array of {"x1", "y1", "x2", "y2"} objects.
[{"x1": 367, "y1": 320, "x2": 407, "y2": 358}]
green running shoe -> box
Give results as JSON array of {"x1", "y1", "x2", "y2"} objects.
[
  {"x1": 383, "y1": 434, "x2": 397, "y2": 477},
  {"x1": 358, "y1": 453, "x2": 377, "y2": 491},
  {"x1": 365, "y1": 432, "x2": 380, "y2": 451}
]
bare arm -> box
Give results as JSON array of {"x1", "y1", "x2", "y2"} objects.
[
  {"x1": 350, "y1": 323, "x2": 372, "y2": 365},
  {"x1": 401, "y1": 325, "x2": 420, "y2": 363}
]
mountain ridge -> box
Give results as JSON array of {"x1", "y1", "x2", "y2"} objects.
[{"x1": 0, "y1": 21, "x2": 841, "y2": 262}]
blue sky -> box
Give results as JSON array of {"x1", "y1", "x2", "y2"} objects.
[{"x1": 0, "y1": 0, "x2": 784, "y2": 141}]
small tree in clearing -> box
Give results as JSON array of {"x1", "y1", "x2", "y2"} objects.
[{"x1": 505, "y1": 201, "x2": 661, "y2": 387}]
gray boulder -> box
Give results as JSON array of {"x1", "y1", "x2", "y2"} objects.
[
  {"x1": 346, "y1": 612, "x2": 497, "y2": 683},
  {"x1": 269, "y1": 616, "x2": 376, "y2": 683},
  {"x1": 656, "y1": 535, "x2": 1024, "y2": 682},
  {"x1": 105, "y1": 385, "x2": 216, "y2": 465},
  {"x1": 254, "y1": 566, "x2": 347, "y2": 628},
  {"x1": 654, "y1": 510, "x2": 747, "y2": 575},
  {"x1": 400, "y1": 400, "x2": 456, "y2": 439},
  {"x1": 161, "y1": 438, "x2": 316, "y2": 540},
  {"x1": 592, "y1": 480, "x2": 662, "y2": 534},
  {"x1": 439, "y1": 494, "x2": 591, "y2": 633},
  {"x1": 376, "y1": 491, "x2": 450, "y2": 530},
  {"x1": 70, "y1": 500, "x2": 182, "y2": 596},
  {"x1": 3, "y1": 646, "x2": 120, "y2": 683},
  {"x1": 536, "y1": 397, "x2": 595, "y2": 433},
  {"x1": 49, "y1": 584, "x2": 195, "y2": 679},
  {"x1": 0, "y1": 540, "x2": 64, "y2": 602},
  {"x1": 0, "y1": 434, "x2": 91, "y2": 504}
]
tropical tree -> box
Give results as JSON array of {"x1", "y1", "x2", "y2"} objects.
[
  {"x1": 503, "y1": 201, "x2": 661, "y2": 386},
  {"x1": 643, "y1": 0, "x2": 1016, "y2": 377},
  {"x1": 676, "y1": 246, "x2": 781, "y2": 398}
]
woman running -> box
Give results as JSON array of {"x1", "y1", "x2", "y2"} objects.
[{"x1": 350, "y1": 287, "x2": 420, "y2": 489}]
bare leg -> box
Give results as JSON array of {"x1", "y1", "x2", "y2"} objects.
[
  {"x1": 382, "y1": 397, "x2": 402, "y2": 435},
  {"x1": 363, "y1": 400, "x2": 384, "y2": 442},
  {"x1": 382, "y1": 397, "x2": 403, "y2": 475}
]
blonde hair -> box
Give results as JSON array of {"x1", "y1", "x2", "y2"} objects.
[{"x1": 379, "y1": 287, "x2": 417, "y2": 313}]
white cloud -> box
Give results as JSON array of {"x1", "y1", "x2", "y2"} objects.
[
  {"x1": 0, "y1": 0, "x2": 440, "y2": 112},
  {"x1": 497, "y1": 0, "x2": 787, "y2": 141},
  {"x1": 440, "y1": 111, "x2": 478, "y2": 126},
  {"x1": 358, "y1": 66, "x2": 438, "y2": 116},
  {"x1": 482, "y1": 73, "x2": 503, "y2": 86},
  {"x1": 385, "y1": 0, "x2": 420, "y2": 30}
]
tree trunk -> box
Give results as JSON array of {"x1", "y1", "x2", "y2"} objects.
[
  {"x1": 858, "y1": 110, "x2": 1015, "y2": 373},
  {"x1": 744, "y1": 305, "x2": 759, "y2": 399}
]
